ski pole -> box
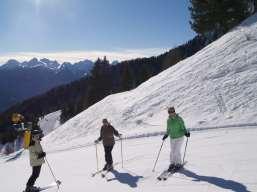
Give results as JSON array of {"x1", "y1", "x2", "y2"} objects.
[
  {"x1": 45, "y1": 157, "x2": 61, "y2": 188},
  {"x1": 182, "y1": 137, "x2": 189, "y2": 164},
  {"x1": 120, "y1": 137, "x2": 124, "y2": 168},
  {"x1": 152, "y1": 140, "x2": 165, "y2": 172},
  {"x1": 95, "y1": 143, "x2": 99, "y2": 171}
]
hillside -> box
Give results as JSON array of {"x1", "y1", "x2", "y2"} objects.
[
  {"x1": 44, "y1": 13, "x2": 257, "y2": 150},
  {"x1": 0, "y1": 36, "x2": 205, "y2": 129}
]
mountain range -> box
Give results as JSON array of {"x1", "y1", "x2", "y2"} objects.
[{"x1": 0, "y1": 58, "x2": 94, "y2": 112}]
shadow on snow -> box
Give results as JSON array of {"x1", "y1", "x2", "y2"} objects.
[
  {"x1": 180, "y1": 168, "x2": 251, "y2": 192},
  {"x1": 107, "y1": 170, "x2": 144, "y2": 188}
]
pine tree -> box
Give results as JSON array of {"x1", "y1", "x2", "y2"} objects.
[
  {"x1": 121, "y1": 63, "x2": 134, "y2": 91},
  {"x1": 189, "y1": 0, "x2": 251, "y2": 41},
  {"x1": 87, "y1": 57, "x2": 112, "y2": 106},
  {"x1": 251, "y1": 0, "x2": 257, "y2": 13}
]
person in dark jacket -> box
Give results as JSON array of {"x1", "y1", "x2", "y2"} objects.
[{"x1": 95, "y1": 119, "x2": 122, "y2": 170}]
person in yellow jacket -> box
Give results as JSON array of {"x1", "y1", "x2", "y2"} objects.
[
  {"x1": 162, "y1": 107, "x2": 190, "y2": 171},
  {"x1": 25, "y1": 129, "x2": 45, "y2": 192}
]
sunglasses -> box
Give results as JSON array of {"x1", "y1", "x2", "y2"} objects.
[
  {"x1": 32, "y1": 135, "x2": 40, "y2": 139},
  {"x1": 168, "y1": 110, "x2": 175, "y2": 114}
]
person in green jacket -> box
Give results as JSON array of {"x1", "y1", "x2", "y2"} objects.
[{"x1": 162, "y1": 107, "x2": 190, "y2": 171}]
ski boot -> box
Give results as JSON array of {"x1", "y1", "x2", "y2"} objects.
[
  {"x1": 168, "y1": 164, "x2": 175, "y2": 172},
  {"x1": 24, "y1": 186, "x2": 40, "y2": 192},
  {"x1": 106, "y1": 164, "x2": 114, "y2": 171}
]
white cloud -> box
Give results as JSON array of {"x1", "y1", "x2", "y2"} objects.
[{"x1": 0, "y1": 48, "x2": 169, "y2": 65}]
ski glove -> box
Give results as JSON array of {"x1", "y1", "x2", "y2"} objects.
[
  {"x1": 185, "y1": 131, "x2": 190, "y2": 137},
  {"x1": 162, "y1": 134, "x2": 168, "y2": 140},
  {"x1": 37, "y1": 152, "x2": 46, "y2": 159},
  {"x1": 94, "y1": 139, "x2": 99, "y2": 144}
]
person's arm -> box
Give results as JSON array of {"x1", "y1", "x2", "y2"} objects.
[
  {"x1": 112, "y1": 126, "x2": 121, "y2": 137},
  {"x1": 179, "y1": 116, "x2": 190, "y2": 137},
  {"x1": 95, "y1": 127, "x2": 103, "y2": 143},
  {"x1": 37, "y1": 143, "x2": 46, "y2": 159},
  {"x1": 37, "y1": 152, "x2": 46, "y2": 159},
  {"x1": 162, "y1": 119, "x2": 169, "y2": 140}
]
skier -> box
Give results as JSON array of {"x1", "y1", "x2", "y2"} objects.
[
  {"x1": 162, "y1": 107, "x2": 190, "y2": 172},
  {"x1": 94, "y1": 118, "x2": 122, "y2": 171},
  {"x1": 11, "y1": 113, "x2": 25, "y2": 130},
  {"x1": 25, "y1": 128, "x2": 45, "y2": 192}
]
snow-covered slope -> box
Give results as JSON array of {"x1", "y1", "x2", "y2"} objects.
[
  {"x1": 1, "y1": 127, "x2": 257, "y2": 192},
  {"x1": 44, "y1": 14, "x2": 257, "y2": 150},
  {"x1": 39, "y1": 111, "x2": 61, "y2": 136},
  {"x1": 1, "y1": 13, "x2": 257, "y2": 192}
]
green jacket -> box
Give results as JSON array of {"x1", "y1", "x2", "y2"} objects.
[{"x1": 166, "y1": 114, "x2": 186, "y2": 139}]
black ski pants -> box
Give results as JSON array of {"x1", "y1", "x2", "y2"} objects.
[
  {"x1": 104, "y1": 145, "x2": 114, "y2": 165},
  {"x1": 27, "y1": 166, "x2": 42, "y2": 188}
]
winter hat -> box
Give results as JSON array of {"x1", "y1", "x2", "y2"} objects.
[
  {"x1": 168, "y1": 107, "x2": 175, "y2": 113},
  {"x1": 31, "y1": 129, "x2": 42, "y2": 136},
  {"x1": 102, "y1": 118, "x2": 108, "y2": 123}
]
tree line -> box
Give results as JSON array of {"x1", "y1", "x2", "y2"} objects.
[{"x1": 0, "y1": 36, "x2": 206, "y2": 130}]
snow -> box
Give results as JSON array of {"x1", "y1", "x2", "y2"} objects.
[
  {"x1": 39, "y1": 111, "x2": 61, "y2": 136},
  {"x1": 1, "y1": 12, "x2": 257, "y2": 192},
  {"x1": 1, "y1": 127, "x2": 257, "y2": 192},
  {"x1": 43, "y1": 13, "x2": 257, "y2": 150}
]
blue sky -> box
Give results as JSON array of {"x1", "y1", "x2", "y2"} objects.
[{"x1": 0, "y1": 0, "x2": 195, "y2": 63}]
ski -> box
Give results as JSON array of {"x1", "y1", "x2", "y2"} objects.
[
  {"x1": 91, "y1": 169, "x2": 105, "y2": 177},
  {"x1": 157, "y1": 170, "x2": 169, "y2": 180},
  {"x1": 101, "y1": 168, "x2": 114, "y2": 178},
  {"x1": 92, "y1": 162, "x2": 118, "y2": 177},
  {"x1": 23, "y1": 182, "x2": 58, "y2": 192},
  {"x1": 38, "y1": 183, "x2": 58, "y2": 191},
  {"x1": 162, "y1": 168, "x2": 179, "y2": 180},
  {"x1": 157, "y1": 162, "x2": 187, "y2": 181}
]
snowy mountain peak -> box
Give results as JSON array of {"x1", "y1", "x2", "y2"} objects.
[
  {"x1": 0, "y1": 58, "x2": 94, "y2": 111},
  {"x1": 39, "y1": 58, "x2": 60, "y2": 70},
  {"x1": 21, "y1": 58, "x2": 60, "y2": 69},
  {"x1": 0, "y1": 58, "x2": 94, "y2": 71},
  {"x1": 1, "y1": 59, "x2": 21, "y2": 69},
  {"x1": 22, "y1": 58, "x2": 39, "y2": 68}
]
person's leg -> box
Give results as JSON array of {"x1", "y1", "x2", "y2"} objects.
[
  {"x1": 170, "y1": 138, "x2": 176, "y2": 165},
  {"x1": 106, "y1": 145, "x2": 114, "y2": 165},
  {"x1": 104, "y1": 146, "x2": 109, "y2": 169},
  {"x1": 173, "y1": 137, "x2": 184, "y2": 166},
  {"x1": 26, "y1": 166, "x2": 42, "y2": 189},
  {"x1": 104, "y1": 145, "x2": 114, "y2": 165}
]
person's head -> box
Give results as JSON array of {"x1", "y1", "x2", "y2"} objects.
[
  {"x1": 168, "y1": 107, "x2": 176, "y2": 117},
  {"x1": 11, "y1": 113, "x2": 24, "y2": 124},
  {"x1": 31, "y1": 129, "x2": 43, "y2": 142},
  {"x1": 102, "y1": 118, "x2": 109, "y2": 126}
]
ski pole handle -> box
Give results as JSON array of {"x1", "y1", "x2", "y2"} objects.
[{"x1": 152, "y1": 140, "x2": 165, "y2": 172}]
